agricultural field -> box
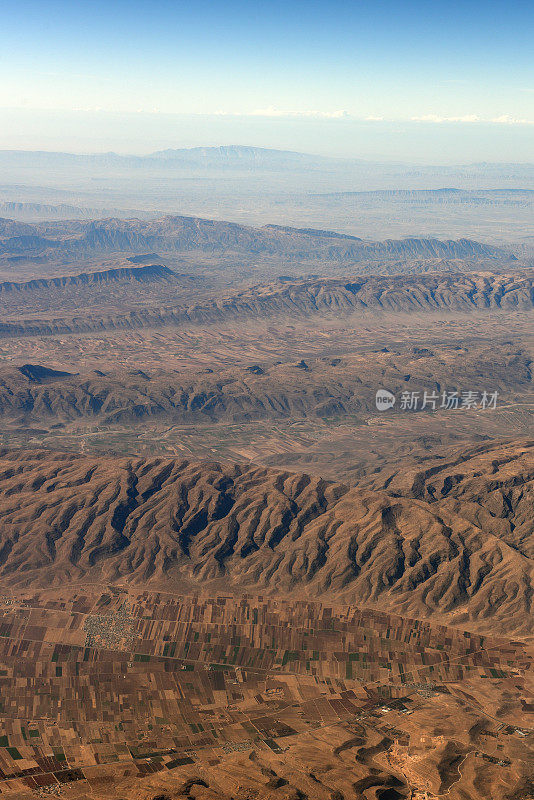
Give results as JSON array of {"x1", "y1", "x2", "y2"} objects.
[{"x1": 0, "y1": 590, "x2": 531, "y2": 800}]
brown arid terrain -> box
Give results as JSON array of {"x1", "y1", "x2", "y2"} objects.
[
  {"x1": 0, "y1": 442, "x2": 532, "y2": 800},
  {"x1": 0, "y1": 303, "x2": 531, "y2": 480},
  {"x1": 0, "y1": 215, "x2": 516, "y2": 265},
  {"x1": 0, "y1": 589, "x2": 531, "y2": 800},
  {"x1": 0, "y1": 211, "x2": 532, "y2": 800},
  {"x1": 0, "y1": 269, "x2": 532, "y2": 338},
  {"x1": 0, "y1": 441, "x2": 531, "y2": 634},
  {"x1": 0, "y1": 338, "x2": 530, "y2": 427}
]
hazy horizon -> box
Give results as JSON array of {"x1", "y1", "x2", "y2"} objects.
[
  {"x1": 1, "y1": 109, "x2": 534, "y2": 164},
  {"x1": 2, "y1": 0, "x2": 533, "y2": 162}
]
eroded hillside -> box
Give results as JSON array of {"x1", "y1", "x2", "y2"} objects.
[
  {"x1": 0, "y1": 442, "x2": 531, "y2": 635},
  {"x1": 0, "y1": 269, "x2": 531, "y2": 338}
]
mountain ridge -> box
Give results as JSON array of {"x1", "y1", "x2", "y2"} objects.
[
  {"x1": 0, "y1": 214, "x2": 515, "y2": 262},
  {"x1": 0, "y1": 441, "x2": 531, "y2": 634},
  {"x1": 0, "y1": 270, "x2": 531, "y2": 339},
  {"x1": 0, "y1": 264, "x2": 175, "y2": 294}
]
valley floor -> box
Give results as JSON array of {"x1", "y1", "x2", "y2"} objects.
[{"x1": 0, "y1": 589, "x2": 531, "y2": 800}]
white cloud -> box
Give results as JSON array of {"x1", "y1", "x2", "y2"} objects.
[
  {"x1": 213, "y1": 107, "x2": 349, "y2": 119},
  {"x1": 411, "y1": 113, "x2": 534, "y2": 125},
  {"x1": 62, "y1": 107, "x2": 534, "y2": 126},
  {"x1": 250, "y1": 108, "x2": 349, "y2": 119},
  {"x1": 411, "y1": 114, "x2": 480, "y2": 123},
  {"x1": 492, "y1": 114, "x2": 534, "y2": 125}
]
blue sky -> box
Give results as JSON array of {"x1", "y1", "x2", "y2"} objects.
[{"x1": 1, "y1": 0, "x2": 533, "y2": 159}]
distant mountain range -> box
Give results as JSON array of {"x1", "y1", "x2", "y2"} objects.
[
  {"x1": 0, "y1": 146, "x2": 532, "y2": 176},
  {"x1": 0, "y1": 145, "x2": 339, "y2": 172},
  {"x1": 148, "y1": 145, "x2": 331, "y2": 167},
  {"x1": 0, "y1": 214, "x2": 515, "y2": 263},
  {"x1": 2, "y1": 189, "x2": 533, "y2": 226},
  {"x1": 316, "y1": 188, "x2": 534, "y2": 204},
  {"x1": 0, "y1": 201, "x2": 115, "y2": 222}
]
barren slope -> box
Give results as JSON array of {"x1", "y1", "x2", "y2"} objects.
[
  {"x1": 0, "y1": 269, "x2": 532, "y2": 338},
  {"x1": 0, "y1": 214, "x2": 514, "y2": 262},
  {"x1": 360, "y1": 439, "x2": 534, "y2": 561},
  {"x1": 0, "y1": 263, "x2": 176, "y2": 293},
  {"x1": 0, "y1": 340, "x2": 530, "y2": 425},
  {"x1": 0, "y1": 444, "x2": 531, "y2": 634}
]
